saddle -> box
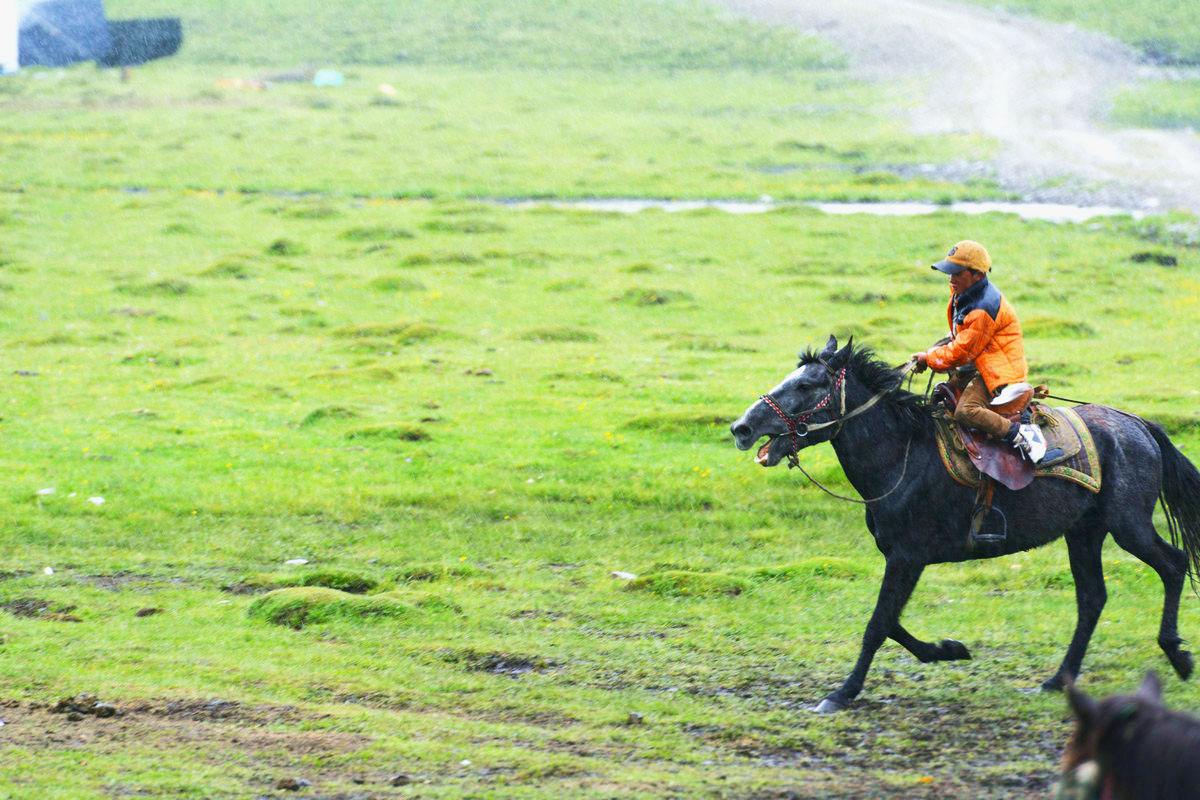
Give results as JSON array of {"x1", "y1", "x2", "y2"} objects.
[
  {"x1": 934, "y1": 381, "x2": 1039, "y2": 490},
  {"x1": 933, "y1": 380, "x2": 1102, "y2": 545}
]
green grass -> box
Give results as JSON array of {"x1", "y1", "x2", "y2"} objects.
[
  {"x1": 106, "y1": 0, "x2": 839, "y2": 71},
  {"x1": 0, "y1": 63, "x2": 993, "y2": 202},
  {"x1": 1112, "y1": 79, "x2": 1200, "y2": 129},
  {"x1": 0, "y1": 184, "x2": 1198, "y2": 797},
  {"x1": 0, "y1": 0, "x2": 1198, "y2": 796},
  {"x1": 248, "y1": 587, "x2": 412, "y2": 628},
  {"x1": 965, "y1": 0, "x2": 1200, "y2": 64},
  {"x1": 0, "y1": 0, "x2": 996, "y2": 203}
]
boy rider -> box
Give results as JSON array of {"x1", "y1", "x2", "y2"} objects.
[{"x1": 911, "y1": 240, "x2": 1042, "y2": 459}]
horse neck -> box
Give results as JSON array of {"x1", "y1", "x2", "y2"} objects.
[{"x1": 828, "y1": 375, "x2": 919, "y2": 499}]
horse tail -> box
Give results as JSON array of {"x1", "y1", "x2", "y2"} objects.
[{"x1": 1145, "y1": 420, "x2": 1200, "y2": 582}]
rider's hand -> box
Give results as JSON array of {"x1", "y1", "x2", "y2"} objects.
[{"x1": 910, "y1": 352, "x2": 929, "y2": 373}]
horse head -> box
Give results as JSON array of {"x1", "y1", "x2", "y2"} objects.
[
  {"x1": 1063, "y1": 671, "x2": 1164, "y2": 772},
  {"x1": 730, "y1": 334, "x2": 855, "y2": 467}
]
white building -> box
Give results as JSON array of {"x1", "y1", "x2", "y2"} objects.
[{"x1": 0, "y1": 0, "x2": 18, "y2": 74}]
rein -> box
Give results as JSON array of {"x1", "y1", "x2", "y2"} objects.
[{"x1": 759, "y1": 360, "x2": 918, "y2": 506}]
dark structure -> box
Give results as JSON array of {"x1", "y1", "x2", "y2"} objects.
[
  {"x1": 731, "y1": 336, "x2": 1200, "y2": 712},
  {"x1": 17, "y1": 0, "x2": 180, "y2": 69},
  {"x1": 19, "y1": 0, "x2": 110, "y2": 67},
  {"x1": 98, "y1": 18, "x2": 182, "y2": 67}
]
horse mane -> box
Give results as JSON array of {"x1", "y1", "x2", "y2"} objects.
[{"x1": 798, "y1": 343, "x2": 934, "y2": 437}]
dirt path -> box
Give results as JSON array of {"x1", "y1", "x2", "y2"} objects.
[{"x1": 718, "y1": 0, "x2": 1200, "y2": 212}]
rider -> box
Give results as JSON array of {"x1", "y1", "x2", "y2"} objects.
[{"x1": 911, "y1": 240, "x2": 1041, "y2": 458}]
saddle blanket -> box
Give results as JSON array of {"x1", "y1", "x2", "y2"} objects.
[{"x1": 935, "y1": 405, "x2": 1102, "y2": 493}]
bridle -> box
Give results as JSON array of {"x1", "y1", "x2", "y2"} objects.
[
  {"x1": 757, "y1": 359, "x2": 918, "y2": 504},
  {"x1": 758, "y1": 364, "x2": 849, "y2": 466}
]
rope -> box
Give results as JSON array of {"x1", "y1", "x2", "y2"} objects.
[
  {"x1": 1042, "y1": 392, "x2": 1092, "y2": 405},
  {"x1": 790, "y1": 433, "x2": 914, "y2": 505}
]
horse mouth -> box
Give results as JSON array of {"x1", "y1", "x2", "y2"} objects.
[{"x1": 756, "y1": 436, "x2": 777, "y2": 467}]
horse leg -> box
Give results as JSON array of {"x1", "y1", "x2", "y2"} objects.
[
  {"x1": 890, "y1": 622, "x2": 971, "y2": 663},
  {"x1": 1043, "y1": 529, "x2": 1106, "y2": 691},
  {"x1": 1110, "y1": 520, "x2": 1193, "y2": 680},
  {"x1": 817, "y1": 558, "x2": 924, "y2": 713}
]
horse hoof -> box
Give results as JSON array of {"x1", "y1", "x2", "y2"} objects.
[
  {"x1": 939, "y1": 639, "x2": 972, "y2": 661},
  {"x1": 1040, "y1": 674, "x2": 1066, "y2": 692},
  {"x1": 1169, "y1": 649, "x2": 1193, "y2": 681},
  {"x1": 813, "y1": 697, "x2": 846, "y2": 714}
]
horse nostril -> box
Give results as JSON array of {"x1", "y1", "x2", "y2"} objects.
[{"x1": 731, "y1": 422, "x2": 752, "y2": 440}]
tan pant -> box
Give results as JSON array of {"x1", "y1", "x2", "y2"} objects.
[{"x1": 955, "y1": 376, "x2": 1027, "y2": 439}]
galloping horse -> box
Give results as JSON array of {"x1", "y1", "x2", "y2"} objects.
[{"x1": 730, "y1": 336, "x2": 1200, "y2": 713}]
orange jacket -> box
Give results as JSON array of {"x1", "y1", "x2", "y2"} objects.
[{"x1": 925, "y1": 277, "x2": 1027, "y2": 392}]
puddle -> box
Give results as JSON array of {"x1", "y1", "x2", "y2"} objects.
[{"x1": 495, "y1": 197, "x2": 1146, "y2": 224}]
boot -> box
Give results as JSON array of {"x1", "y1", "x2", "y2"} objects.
[{"x1": 1004, "y1": 422, "x2": 1047, "y2": 463}]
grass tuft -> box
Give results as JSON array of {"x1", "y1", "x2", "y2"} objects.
[
  {"x1": 516, "y1": 327, "x2": 599, "y2": 343},
  {"x1": 1023, "y1": 317, "x2": 1098, "y2": 339},
  {"x1": 331, "y1": 320, "x2": 443, "y2": 342},
  {"x1": 294, "y1": 570, "x2": 379, "y2": 594},
  {"x1": 612, "y1": 288, "x2": 694, "y2": 306},
  {"x1": 666, "y1": 335, "x2": 756, "y2": 353},
  {"x1": 346, "y1": 424, "x2": 429, "y2": 441},
  {"x1": 624, "y1": 412, "x2": 730, "y2": 433},
  {"x1": 368, "y1": 276, "x2": 426, "y2": 292},
  {"x1": 309, "y1": 366, "x2": 398, "y2": 382},
  {"x1": 740, "y1": 557, "x2": 870, "y2": 582},
  {"x1": 198, "y1": 260, "x2": 253, "y2": 280},
  {"x1": 401, "y1": 252, "x2": 482, "y2": 266},
  {"x1": 340, "y1": 226, "x2": 416, "y2": 242},
  {"x1": 299, "y1": 405, "x2": 361, "y2": 426},
  {"x1": 247, "y1": 587, "x2": 411, "y2": 628},
  {"x1": 625, "y1": 570, "x2": 749, "y2": 597},
  {"x1": 397, "y1": 563, "x2": 481, "y2": 582},
  {"x1": 115, "y1": 279, "x2": 192, "y2": 296},
  {"x1": 281, "y1": 204, "x2": 342, "y2": 220},
  {"x1": 421, "y1": 219, "x2": 508, "y2": 234},
  {"x1": 1129, "y1": 250, "x2": 1179, "y2": 267},
  {"x1": 266, "y1": 238, "x2": 308, "y2": 256}
]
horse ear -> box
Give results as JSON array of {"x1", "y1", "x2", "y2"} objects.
[
  {"x1": 1066, "y1": 679, "x2": 1098, "y2": 725},
  {"x1": 1136, "y1": 671, "x2": 1162, "y2": 704},
  {"x1": 830, "y1": 336, "x2": 854, "y2": 368},
  {"x1": 819, "y1": 334, "x2": 838, "y2": 359}
]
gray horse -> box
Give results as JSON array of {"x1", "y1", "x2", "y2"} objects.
[{"x1": 731, "y1": 336, "x2": 1200, "y2": 713}]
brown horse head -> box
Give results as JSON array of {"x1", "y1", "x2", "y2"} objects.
[{"x1": 1063, "y1": 672, "x2": 1200, "y2": 799}]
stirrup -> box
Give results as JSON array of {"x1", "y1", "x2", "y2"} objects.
[
  {"x1": 970, "y1": 505, "x2": 1007, "y2": 545},
  {"x1": 969, "y1": 477, "x2": 1006, "y2": 545}
]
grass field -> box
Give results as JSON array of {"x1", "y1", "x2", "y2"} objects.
[
  {"x1": 0, "y1": 0, "x2": 996, "y2": 204},
  {"x1": 2, "y1": 1, "x2": 1200, "y2": 797},
  {"x1": 1112, "y1": 79, "x2": 1200, "y2": 130},
  {"x1": 105, "y1": 0, "x2": 838, "y2": 70},
  {"x1": 962, "y1": 0, "x2": 1200, "y2": 65},
  {"x1": 0, "y1": 64, "x2": 992, "y2": 203}
]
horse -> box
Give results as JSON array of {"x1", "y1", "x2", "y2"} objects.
[
  {"x1": 1060, "y1": 672, "x2": 1200, "y2": 799},
  {"x1": 729, "y1": 335, "x2": 1200, "y2": 713}
]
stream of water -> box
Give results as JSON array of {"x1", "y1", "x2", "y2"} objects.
[{"x1": 497, "y1": 198, "x2": 1146, "y2": 224}]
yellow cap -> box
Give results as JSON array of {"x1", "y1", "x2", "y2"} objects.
[{"x1": 931, "y1": 240, "x2": 991, "y2": 274}]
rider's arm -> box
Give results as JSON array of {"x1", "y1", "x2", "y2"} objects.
[{"x1": 924, "y1": 309, "x2": 995, "y2": 372}]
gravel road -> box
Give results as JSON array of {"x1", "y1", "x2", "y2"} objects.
[{"x1": 719, "y1": 0, "x2": 1200, "y2": 212}]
